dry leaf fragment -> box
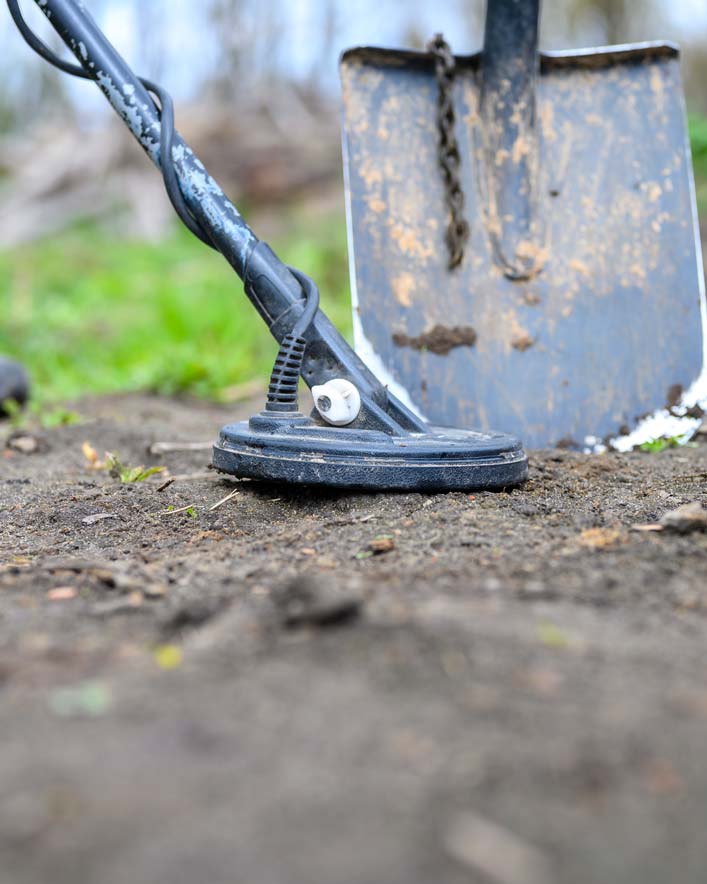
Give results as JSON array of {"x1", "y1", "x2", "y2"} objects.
[
  {"x1": 577, "y1": 527, "x2": 624, "y2": 549},
  {"x1": 82, "y1": 440, "x2": 99, "y2": 467},
  {"x1": 369, "y1": 535, "x2": 396, "y2": 554}
]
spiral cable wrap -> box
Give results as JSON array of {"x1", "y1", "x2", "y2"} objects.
[
  {"x1": 263, "y1": 266, "x2": 320, "y2": 413},
  {"x1": 266, "y1": 335, "x2": 306, "y2": 412}
]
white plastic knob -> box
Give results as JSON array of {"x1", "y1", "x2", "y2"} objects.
[{"x1": 311, "y1": 379, "x2": 361, "y2": 427}]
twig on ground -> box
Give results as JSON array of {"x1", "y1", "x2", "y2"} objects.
[
  {"x1": 158, "y1": 504, "x2": 198, "y2": 516},
  {"x1": 158, "y1": 471, "x2": 219, "y2": 492},
  {"x1": 149, "y1": 441, "x2": 213, "y2": 455},
  {"x1": 209, "y1": 489, "x2": 239, "y2": 511},
  {"x1": 669, "y1": 472, "x2": 707, "y2": 483}
]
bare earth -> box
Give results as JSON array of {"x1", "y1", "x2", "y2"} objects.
[{"x1": 1, "y1": 393, "x2": 707, "y2": 884}]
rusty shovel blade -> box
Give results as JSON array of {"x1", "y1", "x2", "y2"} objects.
[{"x1": 340, "y1": 42, "x2": 706, "y2": 448}]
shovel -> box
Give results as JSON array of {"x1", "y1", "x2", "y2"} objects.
[{"x1": 340, "y1": 0, "x2": 706, "y2": 449}]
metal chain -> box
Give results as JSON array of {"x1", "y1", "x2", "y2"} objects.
[{"x1": 427, "y1": 33, "x2": 469, "y2": 270}]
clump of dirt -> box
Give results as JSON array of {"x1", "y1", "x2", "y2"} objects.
[
  {"x1": 1, "y1": 393, "x2": 707, "y2": 884},
  {"x1": 666, "y1": 383, "x2": 684, "y2": 409},
  {"x1": 392, "y1": 324, "x2": 477, "y2": 355},
  {"x1": 665, "y1": 383, "x2": 705, "y2": 420}
]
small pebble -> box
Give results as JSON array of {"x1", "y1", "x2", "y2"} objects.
[
  {"x1": 660, "y1": 502, "x2": 707, "y2": 534},
  {"x1": 47, "y1": 587, "x2": 77, "y2": 601},
  {"x1": 7, "y1": 434, "x2": 39, "y2": 455}
]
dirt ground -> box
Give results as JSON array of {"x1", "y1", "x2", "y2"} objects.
[{"x1": 1, "y1": 393, "x2": 706, "y2": 884}]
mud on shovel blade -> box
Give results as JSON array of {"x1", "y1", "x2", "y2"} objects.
[
  {"x1": 13, "y1": 0, "x2": 527, "y2": 491},
  {"x1": 341, "y1": 0, "x2": 705, "y2": 449}
]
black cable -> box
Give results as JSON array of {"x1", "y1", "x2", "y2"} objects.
[
  {"x1": 141, "y1": 77, "x2": 214, "y2": 248},
  {"x1": 8, "y1": 0, "x2": 322, "y2": 412},
  {"x1": 7, "y1": 0, "x2": 92, "y2": 79},
  {"x1": 288, "y1": 267, "x2": 319, "y2": 338},
  {"x1": 265, "y1": 267, "x2": 320, "y2": 413}
]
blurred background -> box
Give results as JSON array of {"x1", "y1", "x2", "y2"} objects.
[{"x1": 1, "y1": 0, "x2": 706, "y2": 409}]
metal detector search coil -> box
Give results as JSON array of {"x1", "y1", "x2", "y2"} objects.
[{"x1": 9, "y1": 0, "x2": 528, "y2": 491}]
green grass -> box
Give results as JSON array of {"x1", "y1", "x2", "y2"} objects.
[
  {"x1": 639, "y1": 435, "x2": 688, "y2": 453},
  {"x1": 0, "y1": 211, "x2": 352, "y2": 405},
  {"x1": 2, "y1": 117, "x2": 706, "y2": 407},
  {"x1": 690, "y1": 115, "x2": 707, "y2": 213}
]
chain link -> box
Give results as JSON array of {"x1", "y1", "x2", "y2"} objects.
[{"x1": 427, "y1": 33, "x2": 469, "y2": 270}]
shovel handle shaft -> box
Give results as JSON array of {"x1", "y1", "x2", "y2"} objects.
[
  {"x1": 480, "y1": 0, "x2": 542, "y2": 279},
  {"x1": 483, "y1": 0, "x2": 540, "y2": 79}
]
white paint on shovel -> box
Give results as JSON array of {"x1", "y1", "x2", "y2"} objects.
[{"x1": 342, "y1": 130, "x2": 426, "y2": 420}]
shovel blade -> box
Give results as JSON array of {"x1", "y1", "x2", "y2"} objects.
[{"x1": 341, "y1": 43, "x2": 705, "y2": 448}]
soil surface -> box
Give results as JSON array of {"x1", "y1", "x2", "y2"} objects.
[{"x1": 1, "y1": 393, "x2": 707, "y2": 884}]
